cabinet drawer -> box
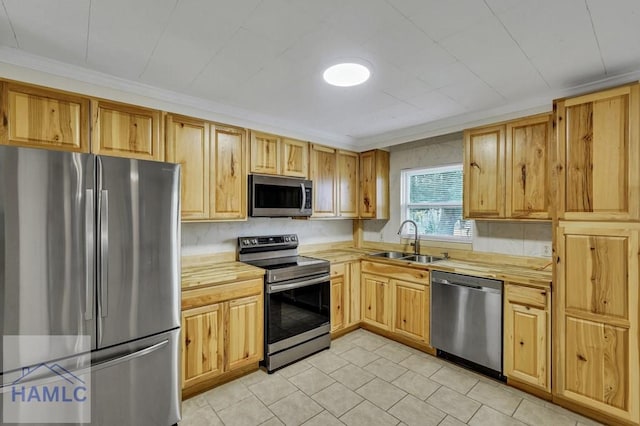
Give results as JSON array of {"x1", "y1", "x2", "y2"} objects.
[
  {"x1": 506, "y1": 284, "x2": 548, "y2": 309},
  {"x1": 331, "y1": 263, "x2": 346, "y2": 277},
  {"x1": 361, "y1": 261, "x2": 429, "y2": 284},
  {"x1": 182, "y1": 279, "x2": 263, "y2": 310}
]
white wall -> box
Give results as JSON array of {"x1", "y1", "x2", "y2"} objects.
[
  {"x1": 182, "y1": 219, "x2": 353, "y2": 256},
  {"x1": 363, "y1": 133, "x2": 552, "y2": 258}
]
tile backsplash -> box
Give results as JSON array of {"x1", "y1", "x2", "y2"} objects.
[{"x1": 181, "y1": 218, "x2": 353, "y2": 256}]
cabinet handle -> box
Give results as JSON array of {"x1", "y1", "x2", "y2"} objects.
[
  {"x1": 521, "y1": 164, "x2": 527, "y2": 192},
  {"x1": 470, "y1": 161, "x2": 481, "y2": 171}
]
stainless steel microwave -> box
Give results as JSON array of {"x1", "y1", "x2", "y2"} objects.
[{"x1": 249, "y1": 174, "x2": 313, "y2": 217}]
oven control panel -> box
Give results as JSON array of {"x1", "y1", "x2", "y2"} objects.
[{"x1": 238, "y1": 234, "x2": 298, "y2": 249}]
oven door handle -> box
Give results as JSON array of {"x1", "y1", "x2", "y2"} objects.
[{"x1": 268, "y1": 274, "x2": 330, "y2": 294}]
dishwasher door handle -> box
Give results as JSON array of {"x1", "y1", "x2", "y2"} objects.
[{"x1": 432, "y1": 278, "x2": 500, "y2": 294}]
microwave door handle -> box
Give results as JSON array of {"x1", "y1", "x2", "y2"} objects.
[{"x1": 300, "y1": 183, "x2": 306, "y2": 212}]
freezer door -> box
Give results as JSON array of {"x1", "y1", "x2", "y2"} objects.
[
  {"x1": 0, "y1": 146, "x2": 96, "y2": 371},
  {"x1": 91, "y1": 329, "x2": 180, "y2": 426},
  {"x1": 96, "y1": 156, "x2": 180, "y2": 348}
]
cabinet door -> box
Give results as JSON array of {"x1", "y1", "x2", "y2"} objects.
[
  {"x1": 165, "y1": 115, "x2": 210, "y2": 220},
  {"x1": 348, "y1": 262, "x2": 361, "y2": 326},
  {"x1": 181, "y1": 304, "x2": 224, "y2": 389},
  {"x1": 1, "y1": 82, "x2": 90, "y2": 152},
  {"x1": 463, "y1": 125, "x2": 505, "y2": 218},
  {"x1": 555, "y1": 223, "x2": 639, "y2": 423},
  {"x1": 337, "y1": 150, "x2": 359, "y2": 218},
  {"x1": 91, "y1": 100, "x2": 162, "y2": 160},
  {"x1": 359, "y1": 150, "x2": 389, "y2": 219},
  {"x1": 331, "y1": 276, "x2": 345, "y2": 332},
  {"x1": 361, "y1": 274, "x2": 390, "y2": 330},
  {"x1": 310, "y1": 144, "x2": 337, "y2": 217},
  {"x1": 250, "y1": 131, "x2": 279, "y2": 175},
  {"x1": 281, "y1": 138, "x2": 308, "y2": 177},
  {"x1": 210, "y1": 125, "x2": 246, "y2": 220},
  {"x1": 555, "y1": 84, "x2": 640, "y2": 220},
  {"x1": 504, "y1": 290, "x2": 549, "y2": 390},
  {"x1": 505, "y1": 114, "x2": 551, "y2": 219},
  {"x1": 227, "y1": 295, "x2": 263, "y2": 371},
  {"x1": 392, "y1": 280, "x2": 428, "y2": 343}
]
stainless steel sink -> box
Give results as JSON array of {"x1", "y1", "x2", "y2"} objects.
[
  {"x1": 369, "y1": 251, "x2": 412, "y2": 259},
  {"x1": 402, "y1": 255, "x2": 445, "y2": 264}
]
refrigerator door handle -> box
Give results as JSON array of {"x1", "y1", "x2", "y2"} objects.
[
  {"x1": 91, "y1": 340, "x2": 169, "y2": 372},
  {"x1": 85, "y1": 189, "x2": 95, "y2": 321},
  {"x1": 99, "y1": 189, "x2": 109, "y2": 318}
]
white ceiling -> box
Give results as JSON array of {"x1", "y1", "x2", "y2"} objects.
[{"x1": 1, "y1": 0, "x2": 640, "y2": 150}]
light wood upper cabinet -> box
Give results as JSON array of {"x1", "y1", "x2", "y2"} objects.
[
  {"x1": 250, "y1": 131, "x2": 279, "y2": 175},
  {"x1": 281, "y1": 138, "x2": 308, "y2": 178},
  {"x1": 166, "y1": 115, "x2": 246, "y2": 221},
  {"x1": 310, "y1": 144, "x2": 337, "y2": 217},
  {"x1": 166, "y1": 115, "x2": 210, "y2": 220},
  {"x1": 91, "y1": 100, "x2": 163, "y2": 160},
  {"x1": 464, "y1": 114, "x2": 551, "y2": 220},
  {"x1": 505, "y1": 114, "x2": 551, "y2": 219},
  {"x1": 181, "y1": 303, "x2": 224, "y2": 390},
  {"x1": 226, "y1": 294, "x2": 262, "y2": 371},
  {"x1": 359, "y1": 149, "x2": 389, "y2": 219},
  {"x1": 555, "y1": 222, "x2": 639, "y2": 424},
  {"x1": 0, "y1": 82, "x2": 90, "y2": 152},
  {"x1": 250, "y1": 132, "x2": 309, "y2": 178},
  {"x1": 464, "y1": 124, "x2": 506, "y2": 218},
  {"x1": 210, "y1": 125, "x2": 246, "y2": 220},
  {"x1": 337, "y1": 150, "x2": 359, "y2": 218},
  {"x1": 504, "y1": 283, "x2": 550, "y2": 392},
  {"x1": 554, "y1": 84, "x2": 640, "y2": 221}
]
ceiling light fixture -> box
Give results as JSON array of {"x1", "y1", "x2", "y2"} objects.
[{"x1": 323, "y1": 62, "x2": 370, "y2": 87}]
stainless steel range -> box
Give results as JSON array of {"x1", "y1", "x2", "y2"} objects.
[{"x1": 238, "y1": 234, "x2": 331, "y2": 372}]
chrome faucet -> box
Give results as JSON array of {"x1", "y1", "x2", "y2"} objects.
[{"x1": 397, "y1": 220, "x2": 420, "y2": 255}]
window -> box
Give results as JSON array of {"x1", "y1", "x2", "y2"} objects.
[{"x1": 401, "y1": 164, "x2": 472, "y2": 242}]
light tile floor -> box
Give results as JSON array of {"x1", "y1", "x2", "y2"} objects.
[{"x1": 180, "y1": 329, "x2": 604, "y2": 426}]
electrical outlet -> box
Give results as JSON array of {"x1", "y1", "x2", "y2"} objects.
[{"x1": 543, "y1": 244, "x2": 552, "y2": 257}]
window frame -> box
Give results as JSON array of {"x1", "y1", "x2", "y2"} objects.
[{"x1": 400, "y1": 164, "x2": 472, "y2": 243}]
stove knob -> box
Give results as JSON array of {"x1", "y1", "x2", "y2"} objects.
[
  {"x1": 242, "y1": 239, "x2": 250, "y2": 246},
  {"x1": 291, "y1": 235, "x2": 297, "y2": 241},
  {"x1": 284, "y1": 236, "x2": 290, "y2": 242},
  {"x1": 252, "y1": 239, "x2": 258, "y2": 245}
]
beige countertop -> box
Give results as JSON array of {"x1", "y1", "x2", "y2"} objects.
[
  {"x1": 181, "y1": 247, "x2": 552, "y2": 290},
  {"x1": 181, "y1": 261, "x2": 265, "y2": 290}
]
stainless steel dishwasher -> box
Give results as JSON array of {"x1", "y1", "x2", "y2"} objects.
[{"x1": 430, "y1": 270, "x2": 504, "y2": 378}]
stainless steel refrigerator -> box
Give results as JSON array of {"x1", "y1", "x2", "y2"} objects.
[{"x1": 0, "y1": 146, "x2": 181, "y2": 425}]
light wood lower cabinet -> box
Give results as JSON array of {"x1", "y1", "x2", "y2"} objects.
[
  {"x1": 361, "y1": 261, "x2": 430, "y2": 347},
  {"x1": 182, "y1": 303, "x2": 225, "y2": 390},
  {"x1": 392, "y1": 279, "x2": 428, "y2": 343},
  {"x1": 361, "y1": 273, "x2": 391, "y2": 330},
  {"x1": 181, "y1": 278, "x2": 263, "y2": 397},
  {"x1": 330, "y1": 261, "x2": 361, "y2": 333},
  {"x1": 504, "y1": 283, "x2": 551, "y2": 393},
  {"x1": 555, "y1": 222, "x2": 639, "y2": 424}
]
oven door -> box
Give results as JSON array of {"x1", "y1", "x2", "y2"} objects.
[{"x1": 266, "y1": 274, "x2": 330, "y2": 354}]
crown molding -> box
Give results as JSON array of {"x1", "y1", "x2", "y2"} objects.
[{"x1": 0, "y1": 46, "x2": 356, "y2": 149}]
